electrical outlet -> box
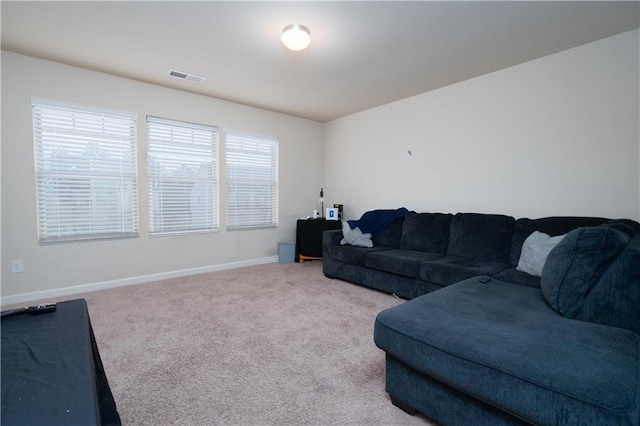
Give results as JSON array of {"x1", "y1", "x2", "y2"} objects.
[{"x1": 11, "y1": 259, "x2": 24, "y2": 273}]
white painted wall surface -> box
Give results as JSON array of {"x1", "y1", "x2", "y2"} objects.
[
  {"x1": 1, "y1": 52, "x2": 323, "y2": 301},
  {"x1": 2, "y1": 29, "x2": 639, "y2": 303},
  {"x1": 324, "y1": 30, "x2": 640, "y2": 223}
]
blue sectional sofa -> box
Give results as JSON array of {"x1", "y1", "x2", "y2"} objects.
[
  {"x1": 323, "y1": 212, "x2": 616, "y2": 298},
  {"x1": 322, "y1": 212, "x2": 640, "y2": 425}
]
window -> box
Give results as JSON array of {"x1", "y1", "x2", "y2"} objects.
[
  {"x1": 225, "y1": 130, "x2": 278, "y2": 230},
  {"x1": 147, "y1": 116, "x2": 218, "y2": 235},
  {"x1": 33, "y1": 99, "x2": 138, "y2": 244}
]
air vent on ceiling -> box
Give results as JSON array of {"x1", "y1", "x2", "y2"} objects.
[{"x1": 168, "y1": 69, "x2": 207, "y2": 84}]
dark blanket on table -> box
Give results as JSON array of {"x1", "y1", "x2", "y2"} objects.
[{"x1": 348, "y1": 208, "x2": 410, "y2": 237}]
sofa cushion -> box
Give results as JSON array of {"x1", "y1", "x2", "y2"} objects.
[
  {"x1": 400, "y1": 212, "x2": 452, "y2": 254},
  {"x1": 330, "y1": 245, "x2": 392, "y2": 266},
  {"x1": 541, "y1": 226, "x2": 630, "y2": 319},
  {"x1": 447, "y1": 213, "x2": 515, "y2": 263},
  {"x1": 542, "y1": 228, "x2": 639, "y2": 333},
  {"x1": 372, "y1": 218, "x2": 404, "y2": 248},
  {"x1": 601, "y1": 218, "x2": 640, "y2": 236},
  {"x1": 365, "y1": 249, "x2": 443, "y2": 279},
  {"x1": 509, "y1": 216, "x2": 608, "y2": 266},
  {"x1": 420, "y1": 256, "x2": 509, "y2": 286},
  {"x1": 516, "y1": 231, "x2": 566, "y2": 277},
  {"x1": 591, "y1": 235, "x2": 640, "y2": 333},
  {"x1": 374, "y1": 278, "x2": 640, "y2": 425}
]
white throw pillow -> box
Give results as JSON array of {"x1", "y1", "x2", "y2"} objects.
[
  {"x1": 517, "y1": 231, "x2": 566, "y2": 277},
  {"x1": 340, "y1": 221, "x2": 373, "y2": 248}
]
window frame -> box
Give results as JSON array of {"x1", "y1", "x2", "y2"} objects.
[
  {"x1": 32, "y1": 98, "x2": 139, "y2": 244},
  {"x1": 146, "y1": 116, "x2": 219, "y2": 236},
  {"x1": 224, "y1": 129, "x2": 279, "y2": 231}
]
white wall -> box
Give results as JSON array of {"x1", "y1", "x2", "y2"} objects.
[
  {"x1": 324, "y1": 30, "x2": 640, "y2": 223},
  {"x1": 1, "y1": 52, "x2": 323, "y2": 302},
  {"x1": 3, "y1": 29, "x2": 639, "y2": 303}
]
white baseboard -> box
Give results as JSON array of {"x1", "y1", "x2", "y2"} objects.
[{"x1": 1, "y1": 256, "x2": 280, "y2": 307}]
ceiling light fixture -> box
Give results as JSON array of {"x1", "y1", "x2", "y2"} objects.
[{"x1": 281, "y1": 24, "x2": 311, "y2": 51}]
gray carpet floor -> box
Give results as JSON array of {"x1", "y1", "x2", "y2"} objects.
[{"x1": 18, "y1": 262, "x2": 434, "y2": 425}]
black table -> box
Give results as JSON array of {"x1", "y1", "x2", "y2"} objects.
[
  {"x1": 296, "y1": 219, "x2": 342, "y2": 262},
  {"x1": 1, "y1": 299, "x2": 121, "y2": 425}
]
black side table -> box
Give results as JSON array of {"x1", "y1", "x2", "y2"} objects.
[{"x1": 296, "y1": 219, "x2": 342, "y2": 262}]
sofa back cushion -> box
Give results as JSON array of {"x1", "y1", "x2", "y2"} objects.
[
  {"x1": 588, "y1": 235, "x2": 640, "y2": 333},
  {"x1": 400, "y1": 212, "x2": 453, "y2": 254},
  {"x1": 446, "y1": 213, "x2": 515, "y2": 263},
  {"x1": 541, "y1": 226, "x2": 639, "y2": 333},
  {"x1": 372, "y1": 218, "x2": 404, "y2": 248},
  {"x1": 600, "y1": 218, "x2": 640, "y2": 236},
  {"x1": 509, "y1": 216, "x2": 608, "y2": 266}
]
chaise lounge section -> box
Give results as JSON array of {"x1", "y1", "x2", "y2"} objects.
[{"x1": 374, "y1": 225, "x2": 640, "y2": 425}]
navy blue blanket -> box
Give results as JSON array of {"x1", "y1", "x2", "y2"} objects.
[{"x1": 348, "y1": 208, "x2": 409, "y2": 237}]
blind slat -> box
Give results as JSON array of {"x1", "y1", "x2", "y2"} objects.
[
  {"x1": 33, "y1": 99, "x2": 139, "y2": 244},
  {"x1": 225, "y1": 130, "x2": 278, "y2": 230},
  {"x1": 147, "y1": 116, "x2": 218, "y2": 235}
]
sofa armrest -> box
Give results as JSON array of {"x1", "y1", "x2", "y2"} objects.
[{"x1": 323, "y1": 229, "x2": 344, "y2": 255}]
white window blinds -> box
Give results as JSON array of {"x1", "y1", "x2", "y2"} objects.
[
  {"x1": 225, "y1": 130, "x2": 278, "y2": 230},
  {"x1": 32, "y1": 99, "x2": 138, "y2": 244},
  {"x1": 147, "y1": 116, "x2": 218, "y2": 235}
]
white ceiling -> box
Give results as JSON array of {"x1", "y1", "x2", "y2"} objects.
[{"x1": 2, "y1": 1, "x2": 639, "y2": 122}]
